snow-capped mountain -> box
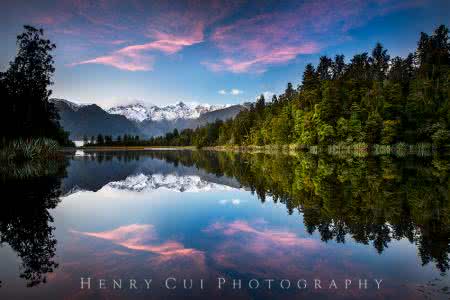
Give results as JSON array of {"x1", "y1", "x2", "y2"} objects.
[
  {"x1": 107, "y1": 101, "x2": 229, "y2": 122},
  {"x1": 106, "y1": 173, "x2": 235, "y2": 192},
  {"x1": 51, "y1": 98, "x2": 248, "y2": 139},
  {"x1": 107, "y1": 103, "x2": 149, "y2": 122}
]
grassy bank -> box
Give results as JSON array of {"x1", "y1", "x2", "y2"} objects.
[
  {"x1": 0, "y1": 138, "x2": 66, "y2": 179},
  {"x1": 0, "y1": 138, "x2": 61, "y2": 163}
]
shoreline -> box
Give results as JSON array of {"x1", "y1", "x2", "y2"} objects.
[
  {"x1": 63, "y1": 146, "x2": 197, "y2": 152},
  {"x1": 59, "y1": 143, "x2": 449, "y2": 157}
]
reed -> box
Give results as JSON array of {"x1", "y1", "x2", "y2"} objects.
[{"x1": 0, "y1": 138, "x2": 60, "y2": 163}]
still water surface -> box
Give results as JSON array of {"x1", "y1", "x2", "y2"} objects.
[{"x1": 0, "y1": 150, "x2": 449, "y2": 299}]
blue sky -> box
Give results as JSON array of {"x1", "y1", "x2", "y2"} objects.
[{"x1": 0, "y1": 0, "x2": 449, "y2": 108}]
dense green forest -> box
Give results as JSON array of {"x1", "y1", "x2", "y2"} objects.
[
  {"x1": 137, "y1": 25, "x2": 449, "y2": 149},
  {"x1": 0, "y1": 26, "x2": 73, "y2": 155}
]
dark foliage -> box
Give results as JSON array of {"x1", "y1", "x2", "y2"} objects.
[{"x1": 0, "y1": 26, "x2": 72, "y2": 146}]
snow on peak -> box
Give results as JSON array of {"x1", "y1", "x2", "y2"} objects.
[
  {"x1": 106, "y1": 173, "x2": 234, "y2": 192},
  {"x1": 107, "y1": 101, "x2": 229, "y2": 122},
  {"x1": 107, "y1": 102, "x2": 149, "y2": 122}
]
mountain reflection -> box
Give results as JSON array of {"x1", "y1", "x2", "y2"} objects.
[{"x1": 107, "y1": 174, "x2": 234, "y2": 192}]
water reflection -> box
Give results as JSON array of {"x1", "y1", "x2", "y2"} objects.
[
  {"x1": 0, "y1": 150, "x2": 449, "y2": 299},
  {"x1": 0, "y1": 158, "x2": 68, "y2": 287},
  {"x1": 156, "y1": 151, "x2": 450, "y2": 274},
  {"x1": 72, "y1": 224, "x2": 206, "y2": 268}
]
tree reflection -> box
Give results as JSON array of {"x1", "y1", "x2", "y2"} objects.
[
  {"x1": 148, "y1": 150, "x2": 450, "y2": 274},
  {"x1": 0, "y1": 158, "x2": 69, "y2": 287}
]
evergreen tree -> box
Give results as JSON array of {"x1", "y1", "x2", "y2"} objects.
[
  {"x1": 370, "y1": 42, "x2": 390, "y2": 81},
  {"x1": 317, "y1": 56, "x2": 333, "y2": 80},
  {"x1": 301, "y1": 63, "x2": 319, "y2": 91},
  {"x1": 255, "y1": 94, "x2": 266, "y2": 118},
  {"x1": 0, "y1": 26, "x2": 70, "y2": 145},
  {"x1": 332, "y1": 54, "x2": 346, "y2": 79}
]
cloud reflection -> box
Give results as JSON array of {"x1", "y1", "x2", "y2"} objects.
[{"x1": 72, "y1": 224, "x2": 205, "y2": 267}]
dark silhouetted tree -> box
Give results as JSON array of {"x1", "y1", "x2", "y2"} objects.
[{"x1": 0, "y1": 25, "x2": 71, "y2": 145}]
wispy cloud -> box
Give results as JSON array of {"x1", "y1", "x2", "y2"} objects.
[
  {"x1": 218, "y1": 89, "x2": 243, "y2": 95},
  {"x1": 71, "y1": 17, "x2": 205, "y2": 71},
  {"x1": 57, "y1": 1, "x2": 243, "y2": 71},
  {"x1": 24, "y1": 0, "x2": 426, "y2": 73},
  {"x1": 71, "y1": 51, "x2": 155, "y2": 71},
  {"x1": 204, "y1": 0, "x2": 426, "y2": 73},
  {"x1": 72, "y1": 224, "x2": 204, "y2": 259}
]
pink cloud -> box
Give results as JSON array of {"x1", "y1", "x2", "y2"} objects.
[
  {"x1": 204, "y1": 0, "x2": 426, "y2": 73},
  {"x1": 71, "y1": 52, "x2": 154, "y2": 71},
  {"x1": 204, "y1": 11, "x2": 322, "y2": 73},
  {"x1": 204, "y1": 43, "x2": 319, "y2": 73},
  {"x1": 203, "y1": 220, "x2": 326, "y2": 277},
  {"x1": 72, "y1": 224, "x2": 204, "y2": 260},
  {"x1": 68, "y1": 0, "x2": 241, "y2": 71},
  {"x1": 71, "y1": 27, "x2": 204, "y2": 71},
  {"x1": 25, "y1": 0, "x2": 426, "y2": 73},
  {"x1": 204, "y1": 220, "x2": 320, "y2": 250}
]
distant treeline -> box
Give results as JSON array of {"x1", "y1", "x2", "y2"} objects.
[
  {"x1": 141, "y1": 25, "x2": 450, "y2": 149},
  {"x1": 84, "y1": 134, "x2": 141, "y2": 146}
]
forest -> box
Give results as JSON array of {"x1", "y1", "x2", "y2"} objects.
[{"x1": 134, "y1": 25, "x2": 449, "y2": 150}]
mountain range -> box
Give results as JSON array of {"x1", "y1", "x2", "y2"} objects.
[
  {"x1": 107, "y1": 173, "x2": 235, "y2": 193},
  {"x1": 51, "y1": 99, "x2": 249, "y2": 140}
]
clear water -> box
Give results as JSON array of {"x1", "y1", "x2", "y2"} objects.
[{"x1": 0, "y1": 150, "x2": 449, "y2": 299}]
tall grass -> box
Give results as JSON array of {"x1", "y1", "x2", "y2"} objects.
[
  {"x1": 0, "y1": 138, "x2": 59, "y2": 163},
  {"x1": 0, "y1": 138, "x2": 63, "y2": 180}
]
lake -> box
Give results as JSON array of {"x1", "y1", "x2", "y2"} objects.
[{"x1": 0, "y1": 150, "x2": 449, "y2": 299}]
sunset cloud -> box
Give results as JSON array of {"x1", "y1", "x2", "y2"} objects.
[
  {"x1": 71, "y1": 15, "x2": 205, "y2": 71},
  {"x1": 203, "y1": 220, "x2": 325, "y2": 277},
  {"x1": 72, "y1": 52, "x2": 155, "y2": 71},
  {"x1": 204, "y1": 0, "x2": 426, "y2": 73},
  {"x1": 72, "y1": 224, "x2": 204, "y2": 259},
  {"x1": 15, "y1": 0, "x2": 427, "y2": 74},
  {"x1": 204, "y1": 220, "x2": 321, "y2": 249},
  {"x1": 65, "y1": 0, "x2": 242, "y2": 71}
]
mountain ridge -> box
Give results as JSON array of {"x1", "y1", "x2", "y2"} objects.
[
  {"x1": 107, "y1": 101, "x2": 230, "y2": 122},
  {"x1": 51, "y1": 98, "x2": 248, "y2": 140}
]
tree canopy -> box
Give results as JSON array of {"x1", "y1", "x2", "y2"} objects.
[{"x1": 0, "y1": 25, "x2": 71, "y2": 146}]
